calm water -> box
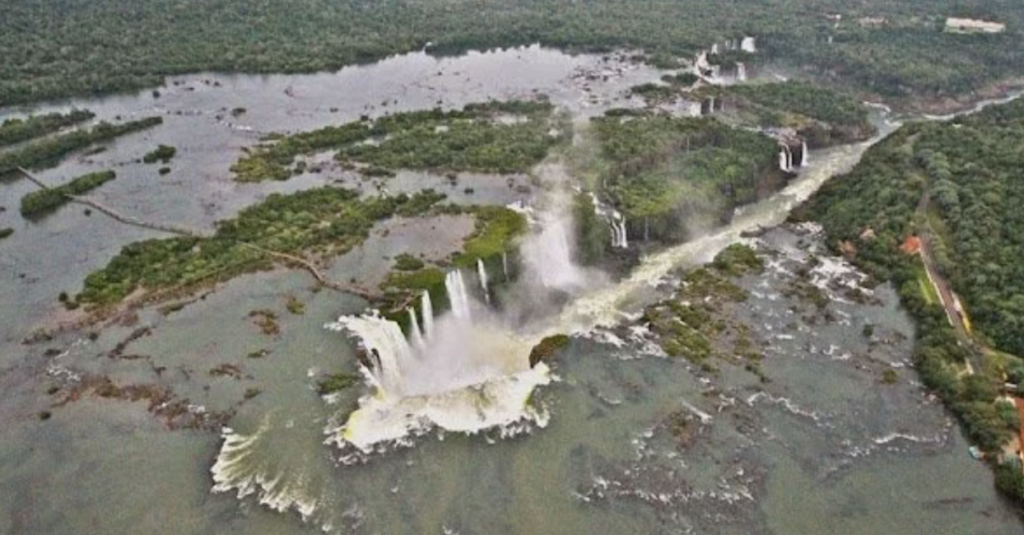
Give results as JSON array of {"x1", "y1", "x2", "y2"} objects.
[{"x1": 0, "y1": 47, "x2": 1020, "y2": 534}]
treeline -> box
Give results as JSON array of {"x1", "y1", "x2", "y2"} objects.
[
  {"x1": 728, "y1": 82, "x2": 876, "y2": 144},
  {"x1": 1, "y1": 0, "x2": 1023, "y2": 107},
  {"x1": 233, "y1": 100, "x2": 557, "y2": 181},
  {"x1": 591, "y1": 112, "x2": 779, "y2": 243},
  {"x1": 0, "y1": 117, "x2": 163, "y2": 176},
  {"x1": 142, "y1": 144, "x2": 176, "y2": 164},
  {"x1": 799, "y1": 98, "x2": 1024, "y2": 506},
  {"x1": 78, "y1": 187, "x2": 449, "y2": 305},
  {"x1": 0, "y1": 109, "x2": 94, "y2": 147},
  {"x1": 20, "y1": 171, "x2": 116, "y2": 216}
]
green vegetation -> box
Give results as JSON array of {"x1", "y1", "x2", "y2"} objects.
[
  {"x1": 0, "y1": 117, "x2": 162, "y2": 176},
  {"x1": 2, "y1": 1, "x2": 1023, "y2": 107},
  {"x1": 20, "y1": 171, "x2": 116, "y2": 216},
  {"x1": 631, "y1": 81, "x2": 875, "y2": 146},
  {"x1": 142, "y1": 144, "x2": 176, "y2": 164},
  {"x1": 249, "y1": 309, "x2": 280, "y2": 336},
  {"x1": 528, "y1": 334, "x2": 571, "y2": 368},
  {"x1": 317, "y1": 372, "x2": 360, "y2": 395},
  {"x1": 801, "y1": 97, "x2": 1024, "y2": 506},
  {"x1": 377, "y1": 204, "x2": 526, "y2": 320},
  {"x1": 731, "y1": 82, "x2": 869, "y2": 130},
  {"x1": 712, "y1": 243, "x2": 765, "y2": 276},
  {"x1": 285, "y1": 295, "x2": 305, "y2": 315},
  {"x1": 452, "y1": 205, "x2": 527, "y2": 267},
  {"x1": 391, "y1": 253, "x2": 423, "y2": 270},
  {"x1": 0, "y1": 228, "x2": 13, "y2": 240},
  {"x1": 0, "y1": 109, "x2": 94, "y2": 147},
  {"x1": 233, "y1": 101, "x2": 558, "y2": 182},
  {"x1": 77, "y1": 187, "x2": 447, "y2": 305},
  {"x1": 729, "y1": 82, "x2": 877, "y2": 146},
  {"x1": 591, "y1": 113, "x2": 779, "y2": 243},
  {"x1": 573, "y1": 192, "x2": 610, "y2": 266},
  {"x1": 644, "y1": 245, "x2": 759, "y2": 365}
]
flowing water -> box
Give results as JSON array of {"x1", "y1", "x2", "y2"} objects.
[{"x1": 1, "y1": 45, "x2": 1021, "y2": 535}]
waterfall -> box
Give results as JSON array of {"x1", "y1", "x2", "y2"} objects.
[
  {"x1": 737, "y1": 62, "x2": 747, "y2": 82},
  {"x1": 801, "y1": 141, "x2": 809, "y2": 167},
  {"x1": 408, "y1": 307, "x2": 426, "y2": 351},
  {"x1": 741, "y1": 36, "x2": 757, "y2": 53},
  {"x1": 711, "y1": 43, "x2": 720, "y2": 55},
  {"x1": 502, "y1": 251, "x2": 509, "y2": 281},
  {"x1": 477, "y1": 259, "x2": 490, "y2": 303},
  {"x1": 445, "y1": 270, "x2": 472, "y2": 321},
  {"x1": 421, "y1": 291, "x2": 434, "y2": 339},
  {"x1": 330, "y1": 313, "x2": 413, "y2": 396},
  {"x1": 786, "y1": 146, "x2": 793, "y2": 170},
  {"x1": 779, "y1": 149, "x2": 789, "y2": 171},
  {"x1": 613, "y1": 215, "x2": 629, "y2": 249}
]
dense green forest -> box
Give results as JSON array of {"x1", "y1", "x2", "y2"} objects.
[
  {"x1": 78, "y1": 187, "x2": 447, "y2": 305},
  {"x1": 233, "y1": 101, "x2": 559, "y2": 181},
  {"x1": 1, "y1": 0, "x2": 1022, "y2": 107},
  {"x1": 587, "y1": 112, "x2": 780, "y2": 243},
  {"x1": 142, "y1": 144, "x2": 176, "y2": 164},
  {"x1": 20, "y1": 171, "x2": 116, "y2": 216},
  {"x1": 800, "y1": 97, "x2": 1024, "y2": 505},
  {"x1": 0, "y1": 109, "x2": 94, "y2": 147},
  {"x1": 633, "y1": 80, "x2": 876, "y2": 146},
  {"x1": 0, "y1": 117, "x2": 162, "y2": 176}
]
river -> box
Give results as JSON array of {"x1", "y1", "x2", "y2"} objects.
[{"x1": 0, "y1": 46, "x2": 1020, "y2": 534}]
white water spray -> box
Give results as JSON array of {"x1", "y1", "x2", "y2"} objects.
[
  {"x1": 445, "y1": 270, "x2": 472, "y2": 321},
  {"x1": 408, "y1": 308, "x2": 426, "y2": 351},
  {"x1": 477, "y1": 259, "x2": 490, "y2": 303},
  {"x1": 421, "y1": 291, "x2": 435, "y2": 339},
  {"x1": 801, "y1": 141, "x2": 809, "y2": 167}
]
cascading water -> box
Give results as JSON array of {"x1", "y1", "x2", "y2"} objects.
[
  {"x1": 326, "y1": 270, "x2": 553, "y2": 452},
  {"x1": 445, "y1": 269, "x2": 472, "y2": 320},
  {"x1": 408, "y1": 307, "x2": 426, "y2": 351},
  {"x1": 801, "y1": 141, "x2": 809, "y2": 167},
  {"x1": 591, "y1": 193, "x2": 629, "y2": 249},
  {"x1": 737, "y1": 62, "x2": 747, "y2": 82},
  {"x1": 778, "y1": 148, "x2": 790, "y2": 172},
  {"x1": 520, "y1": 174, "x2": 589, "y2": 290},
  {"x1": 477, "y1": 259, "x2": 490, "y2": 303},
  {"x1": 741, "y1": 36, "x2": 757, "y2": 53},
  {"x1": 502, "y1": 251, "x2": 509, "y2": 281},
  {"x1": 613, "y1": 214, "x2": 629, "y2": 248},
  {"x1": 421, "y1": 290, "x2": 434, "y2": 339}
]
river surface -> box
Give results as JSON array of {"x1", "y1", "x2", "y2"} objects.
[{"x1": 0, "y1": 47, "x2": 1021, "y2": 534}]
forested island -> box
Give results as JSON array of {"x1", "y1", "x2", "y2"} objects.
[
  {"x1": 0, "y1": 109, "x2": 94, "y2": 147},
  {"x1": 0, "y1": 117, "x2": 162, "y2": 176},
  {"x1": 233, "y1": 101, "x2": 561, "y2": 182}
]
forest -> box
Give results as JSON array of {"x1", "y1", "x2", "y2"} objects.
[
  {"x1": 78, "y1": 187, "x2": 447, "y2": 305},
  {"x1": 0, "y1": 109, "x2": 94, "y2": 147},
  {"x1": 20, "y1": 171, "x2": 116, "y2": 216},
  {"x1": 0, "y1": 117, "x2": 163, "y2": 176},
  {"x1": 233, "y1": 101, "x2": 559, "y2": 182},
  {"x1": 800, "y1": 97, "x2": 1024, "y2": 505},
  {"x1": 633, "y1": 80, "x2": 876, "y2": 146},
  {"x1": 588, "y1": 112, "x2": 780, "y2": 244},
  {"x1": 1, "y1": 0, "x2": 1023, "y2": 107}
]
